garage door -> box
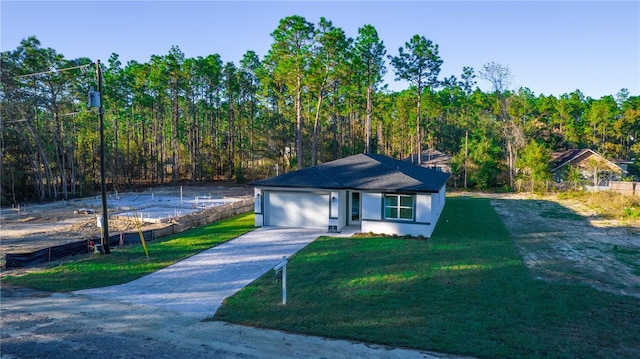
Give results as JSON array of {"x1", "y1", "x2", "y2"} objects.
[{"x1": 265, "y1": 192, "x2": 329, "y2": 229}]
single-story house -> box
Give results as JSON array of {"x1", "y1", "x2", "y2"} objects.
[
  {"x1": 404, "y1": 149, "x2": 452, "y2": 173},
  {"x1": 551, "y1": 149, "x2": 626, "y2": 185},
  {"x1": 250, "y1": 153, "x2": 449, "y2": 237}
]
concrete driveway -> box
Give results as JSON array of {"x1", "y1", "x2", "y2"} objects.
[
  {"x1": 2, "y1": 226, "x2": 472, "y2": 359},
  {"x1": 76, "y1": 227, "x2": 356, "y2": 317}
]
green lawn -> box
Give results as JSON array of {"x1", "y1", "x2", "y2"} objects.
[
  {"x1": 214, "y1": 197, "x2": 640, "y2": 359},
  {"x1": 2, "y1": 212, "x2": 256, "y2": 292}
]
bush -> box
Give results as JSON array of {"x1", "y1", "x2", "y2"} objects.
[
  {"x1": 234, "y1": 167, "x2": 246, "y2": 184},
  {"x1": 623, "y1": 206, "x2": 640, "y2": 220}
]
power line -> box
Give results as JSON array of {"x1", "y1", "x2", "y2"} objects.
[{"x1": 16, "y1": 63, "x2": 94, "y2": 79}]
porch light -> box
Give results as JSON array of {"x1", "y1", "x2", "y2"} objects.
[{"x1": 331, "y1": 196, "x2": 337, "y2": 202}]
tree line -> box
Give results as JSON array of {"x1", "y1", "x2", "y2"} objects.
[{"x1": 1, "y1": 15, "x2": 639, "y2": 204}]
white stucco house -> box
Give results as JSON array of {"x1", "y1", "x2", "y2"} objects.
[{"x1": 251, "y1": 153, "x2": 450, "y2": 237}]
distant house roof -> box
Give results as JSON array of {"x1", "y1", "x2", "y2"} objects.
[
  {"x1": 251, "y1": 153, "x2": 450, "y2": 193},
  {"x1": 551, "y1": 149, "x2": 625, "y2": 173},
  {"x1": 404, "y1": 149, "x2": 452, "y2": 167}
]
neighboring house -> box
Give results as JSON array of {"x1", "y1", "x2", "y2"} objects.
[
  {"x1": 551, "y1": 149, "x2": 626, "y2": 185},
  {"x1": 405, "y1": 149, "x2": 452, "y2": 173},
  {"x1": 251, "y1": 153, "x2": 450, "y2": 237}
]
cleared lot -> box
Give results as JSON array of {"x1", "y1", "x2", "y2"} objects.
[
  {"x1": 1, "y1": 192, "x2": 638, "y2": 359},
  {"x1": 490, "y1": 194, "x2": 640, "y2": 299},
  {"x1": 0, "y1": 185, "x2": 251, "y2": 266}
]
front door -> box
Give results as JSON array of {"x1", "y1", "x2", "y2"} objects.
[{"x1": 350, "y1": 191, "x2": 361, "y2": 225}]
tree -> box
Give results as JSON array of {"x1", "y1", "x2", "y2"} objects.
[
  {"x1": 453, "y1": 132, "x2": 503, "y2": 189},
  {"x1": 389, "y1": 35, "x2": 442, "y2": 164},
  {"x1": 263, "y1": 15, "x2": 315, "y2": 170},
  {"x1": 308, "y1": 18, "x2": 351, "y2": 165},
  {"x1": 516, "y1": 140, "x2": 551, "y2": 192},
  {"x1": 238, "y1": 50, "x2": 261, "y2": 178},
  {"x1": 353, "y1": 24, "x2": 386, "y2": 154},
  {"x1": 556, "y1": 91, "x2": 586, "y2": 147},
  {"x1": 479, "y1": 61, "x2": 512, "y2": 94},
  {"x1": 584, "y1": 157, "x2": 610, "y2": 187},
  {"x1": 223, "y1": 61, "x2": 239, "y2": 179},
  {"x1": 459, "y1": 66, "x2": 476, "y2": 188},
  {"x1": 583, "y1": 96, "x2": 619, "y2": 156},
  {"x1": 479, "y1": 62, "x2": 523, "y2": 188}
]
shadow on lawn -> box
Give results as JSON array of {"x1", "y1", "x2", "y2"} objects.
[
  {"x1": 490, "y1": 197, "x2": 640, "y2": 299},
  {"x1": 215, "y1": 197, "x2": 640, "y2": 359}
]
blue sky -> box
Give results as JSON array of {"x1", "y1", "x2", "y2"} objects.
[{"x1": 2, "y1": 1, "x2": 638, "y2": 99}]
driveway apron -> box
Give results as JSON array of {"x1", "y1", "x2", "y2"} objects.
[{"x1": 76, "y1": 227, "x2": 354, "y2": 318}]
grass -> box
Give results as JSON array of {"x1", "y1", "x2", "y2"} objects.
[
  {"x1": 1, "y1": 212, "x2": 256, "y2": 292},
  {"x1": 557, "y1": 190, "x2": 640, "y2": 221},
  {"x1": 214, "y1": 197, "x2": 640, "y2": 359},
  {"x1": 613, "y1": 246, "x2": 640, "y2": 277}
]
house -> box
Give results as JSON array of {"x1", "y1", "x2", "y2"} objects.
[
  {"x1": 250, "y1": 153, "x2": 450, "y2": 237},
  {"x1": 405, "y1": 149, "x2": 452, "y2": 173},
  {"x1": 551, "y1": 149, "x2": 626, "y2": 185}
]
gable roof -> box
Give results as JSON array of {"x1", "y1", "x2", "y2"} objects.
[
  {"x1": 404, "y1": 149, "x2": 452, "y2": 166},
  {"x1": 551, "y1": 149, "x2": 625, "y2": 173},
  {"x1": 251, "y1": 153, "x2": 450, "y2": 193}
]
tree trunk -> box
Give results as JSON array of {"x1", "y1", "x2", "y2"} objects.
[
  {"x1": 311, "y1": 92, "x2": 324, "y2": 165},
  {"x1": 365, "y1": 86, "x2": 372, "y2": 154},
  {"x1": 296, "y1": 74, "x2": 303, "y2": 169},
  {"x1": 228, "y1": 93, "x2": 235, "y2": 180},
  {"x1": 416, "y1": 88, "x2": 423, "y2": 164}
]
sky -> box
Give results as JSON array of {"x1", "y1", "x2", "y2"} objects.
[{"x1": 2, "y1": 0, "x2": 639, "y2": 99}]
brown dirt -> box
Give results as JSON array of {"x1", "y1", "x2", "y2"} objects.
[
  {"x1": 0, "y1": 184, "x2": 253, "y2": 270},
  {"x1": 484, "y1": 192, "x2": 640, "y2": 299},
  {"x1": 1, "y1": 190, "x2": 637, "y2": 359},
  {"x1": 0, "y1": 183, "x2": 466, "y2": 359}
]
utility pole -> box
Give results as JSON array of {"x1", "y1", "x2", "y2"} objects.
[{"x1": 96, "y1": 60, "x2": 110, "y2": 254}]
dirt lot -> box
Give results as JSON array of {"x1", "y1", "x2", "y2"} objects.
[
  {"x1": 1, "y1": 285, "x2": 462, "y2": 359},
  {"x1": 0, "y1": 183, "x2": 466, "y2": 359},
  {"x1": 486, "y1": 192, "x2": 640, "y2": 299},
  {"x1": 1, "y1": 190, "x2": 639, "y2": 359},
  {"x1": 0, "y1": 184, "x2": 253, "y2": 268}
]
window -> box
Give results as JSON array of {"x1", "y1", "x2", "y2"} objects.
[{"x1": 384, "y1": 194, "x2": 414, "y2": 220}]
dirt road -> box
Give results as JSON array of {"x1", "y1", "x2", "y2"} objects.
[
  {"x1": 0, "y1": 285, "x2": 467, "y2": 359},
  {"x1": 1, "y1": 185, "x2": 469, "y2": 359},
  {"x1": 2, "y1": 191, "x2": 638, "y2": 358}
]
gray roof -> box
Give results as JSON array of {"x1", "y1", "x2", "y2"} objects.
[
  {"x1": 404, "y1": 149, "x2": 452, "y2": 166},
  {"x1": 250, "y1": 153, "x2": 450, "y2": 193},
  {"x1": 551, "y1": 149, "x2": 625, "y2": 173}
]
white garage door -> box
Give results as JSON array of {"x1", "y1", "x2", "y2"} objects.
[{"x1": 265, "y1": 192, "x2": 329, "y2": 229}]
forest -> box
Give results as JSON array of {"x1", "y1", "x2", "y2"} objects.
[{"x1": 1, "y1": 15, "x2": 639, "y2": 204}]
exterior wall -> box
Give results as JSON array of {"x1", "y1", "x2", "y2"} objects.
[
  {"x1": 361, "y1": 220, "x2": 436, "y2": 237},
  {"x1": 359, "y1": 186, "x2": 447, "y2": 238},
  {"x1": 361, "y1": 192, "x2": 382, "y2": 220},
  {"x1": 256, "y1": 186, "x2": 447, "y2": 237},
  {"x1": 415, "y1": 193, "x2": 432, "y2": 223},
  {"x1": 432, "y1": 185, "x2": 446, "y2": 225}
]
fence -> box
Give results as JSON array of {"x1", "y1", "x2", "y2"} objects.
[
  {"x1": 608, "y1": 181, "x2": 639, "y2": 197},
  {"x1": 4, "y1": 198, "x2": 254, "y2": 268}
]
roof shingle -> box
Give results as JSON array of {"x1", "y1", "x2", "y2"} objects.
[{"x1": 250, "y1": 153, "x2": 449, "y2": 193}]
